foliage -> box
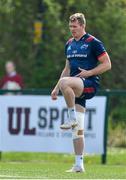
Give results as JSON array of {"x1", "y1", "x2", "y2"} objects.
[
  {"x1": 0, "y1": 0, "x2": 126, "y2": 88},
  {"x1": 108, "y1": 95, "x2": 126, "y2": 147}
]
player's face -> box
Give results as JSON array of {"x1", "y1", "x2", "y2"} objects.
[{"x1": 69, "y1": 20, "x2": 84, "y2": 39}]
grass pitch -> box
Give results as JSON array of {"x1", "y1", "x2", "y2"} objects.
[{"x1": 0, "y1": 148, "x2": 126, "y2": 179}]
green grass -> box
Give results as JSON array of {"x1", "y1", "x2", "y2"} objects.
[{"x1": 0, "y1": 148, "x2": 126, "y2": 179}]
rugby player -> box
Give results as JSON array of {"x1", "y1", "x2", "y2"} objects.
[{"x1": 51, "y1": 13, "x2": 111, "y2": 173}]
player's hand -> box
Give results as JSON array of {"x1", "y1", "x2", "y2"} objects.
[
  {"x1": 51, "y1": 88, "x2": 59, "y2": 100},
  {"x1": 76, "y1": 67, "x2": 93, "y2": 78}
]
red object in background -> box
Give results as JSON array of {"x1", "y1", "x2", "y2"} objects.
[{"x1": 0, "y1": 73, "x2": 24, "y2": 89}]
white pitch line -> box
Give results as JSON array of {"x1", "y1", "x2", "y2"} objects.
[{"x1": 0, "y1": 174, "x2": 48, "y2": 179}]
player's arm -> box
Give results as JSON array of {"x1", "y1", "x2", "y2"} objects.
[
  {"x1": 90, "y1": 52, "x2": 111, "y2": 75},
  {"x1": 51, "y1": 60, "x2": 70, "y2": 100},
  {"x1": 76, "y1": 52, "x2": 111, "y2": 78},
  {"x1": 54, "y1": 59, "x2": 70, "y2": 90}
]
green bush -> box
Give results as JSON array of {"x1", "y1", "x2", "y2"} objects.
[{"x1": 108, "y1": 103, "x2": 126, "y2": 147}]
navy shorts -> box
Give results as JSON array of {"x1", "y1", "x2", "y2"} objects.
[{"x1": 75, "y1": 78, "x2": 98, "y2": 108}]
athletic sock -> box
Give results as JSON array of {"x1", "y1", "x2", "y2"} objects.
[
  {"x1": 75, "y1": 155, "x2": 84, "y2": 168},
  {"x1": 68, "y1": 107, "x2": 77, "y2": 121}
]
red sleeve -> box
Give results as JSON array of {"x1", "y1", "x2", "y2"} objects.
[
  {"x1": 0, "y1": 76, "x2": 7, "y2": 88},
  {"x1": 92, "y1": 38, "x2": 106, "y2": 60}
]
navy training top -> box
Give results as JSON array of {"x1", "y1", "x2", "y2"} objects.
[{"x1": 65, "y1": 33, "x2": 106, "y2": 85}]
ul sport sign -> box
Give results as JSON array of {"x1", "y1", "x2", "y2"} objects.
[{"x1": 0, "y1": 95, "x2": 107, "y2": 154}]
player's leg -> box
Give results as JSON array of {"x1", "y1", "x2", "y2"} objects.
[
  {"x1": 66, "y1": 79, "x2": 97, "y2": 173},
  {"x1": 73, "y1": 104, "x2": 85, "y2": 172},
  {"x1": 58, "y1": 77, "x2": 84, "y2": 129},
  {"x1": 59, "y1": 77, "x2": 83, "y2": 107},
  {"x1": 66, "y1": 104, "x2": 85, "y2": 173}
]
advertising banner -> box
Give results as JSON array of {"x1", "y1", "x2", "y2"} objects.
[{"x1": 0, "y1": 95, "x2": 106, "y2": 154}]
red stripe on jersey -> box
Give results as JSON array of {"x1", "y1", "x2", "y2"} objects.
[
  {"x1": 97, "y1": 52, "x2": 107, "y2": 59},
  {"x1": 67, "y1": 37, "x2": 74, "y2": 44},
  {"x1": 84, "y1": 87, "x2": 95, "y2": 93},
  {"x1": 85, "y1": 36, "x2": 94, "y2": 42}
]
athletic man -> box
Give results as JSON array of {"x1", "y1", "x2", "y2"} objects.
[{"x1": 51, "y1": 13, "x2": 111, "y2": 173}]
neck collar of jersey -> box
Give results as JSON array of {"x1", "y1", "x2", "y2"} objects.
[{"x1": 74, "y1": 33, "x2": 87, "y2": 42}]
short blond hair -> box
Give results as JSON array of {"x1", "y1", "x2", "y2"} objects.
[{"x1": 69, "y1": 13, "x2": 86, "y2": 25}]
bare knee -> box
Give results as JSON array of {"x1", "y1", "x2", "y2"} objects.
[{"x1": 59, "y1": 77, "x2": 69, "y2": 91}]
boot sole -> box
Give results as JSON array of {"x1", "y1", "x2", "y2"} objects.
[{"x1": 60, "y1": 123, "x2": 78, "y2": 130}]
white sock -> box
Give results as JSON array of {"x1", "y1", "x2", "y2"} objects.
[
  {"x1": 75, "y1": 155, "x2": 84, "y2": 168},
  {"x1": 68, "y1": 107, "x2": 77, "y2": 121}
]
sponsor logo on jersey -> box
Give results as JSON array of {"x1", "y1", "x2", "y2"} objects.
[
  {"x1": 67, "y1": 54, "x2": 87, "y2": 58},
  {"x1": 80, "y1": 44, "x2": 89, "y2": 50},
  {"x1": 67, "y1": 45, "x2": 71, "y2": 51}
]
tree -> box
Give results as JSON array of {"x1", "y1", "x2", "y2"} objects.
[{"x1": 0, "y1": 0, "x2": 126, "y2": 89}]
